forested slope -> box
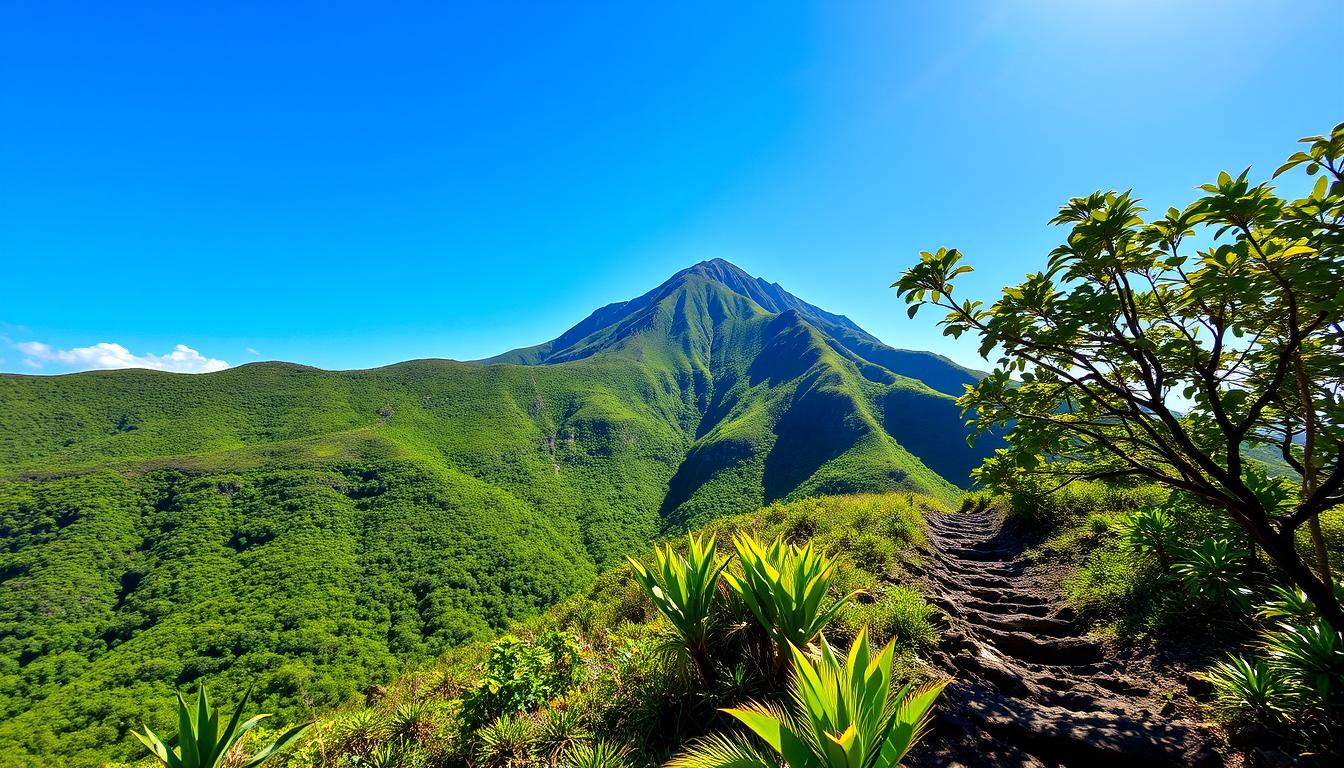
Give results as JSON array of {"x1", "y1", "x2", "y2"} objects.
[{"x1": 0, "y1": 260, "x2": 998, "y2": 766}]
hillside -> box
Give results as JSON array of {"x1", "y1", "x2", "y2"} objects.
[{"x1": 0, "y1": 260, "x2": 999, "y2": 767}]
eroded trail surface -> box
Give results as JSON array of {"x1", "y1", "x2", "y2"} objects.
[{"x1": 906, "y1": 505, "x2": 1222, "y2": 768}]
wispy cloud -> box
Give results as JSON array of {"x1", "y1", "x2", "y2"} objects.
[
  {"x1": 14, "y1": 341, "x2": 230, "y2": 374},
  {"x1": 246, "y1": 347, "x2": 260, "y2": 356}
]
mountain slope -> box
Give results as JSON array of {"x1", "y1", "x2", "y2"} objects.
[
  {"x1": 488, "y1": 259, "x2": 982, "y2": 398},
  {"x1": 0, "y1": 260, "x2": 999, "y2": 766},
  {"x1": 490, "y1": 259, "x2": 994, "y2": 526}
]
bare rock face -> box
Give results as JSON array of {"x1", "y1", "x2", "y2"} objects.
[{"x1": 906, "y1": 503, "x2": 1224, "y2": 768}]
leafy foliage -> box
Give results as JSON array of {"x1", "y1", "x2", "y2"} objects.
[
  {"x1": 1116, "y1": 506, "x2": 1177, "y2": 568},
  {"x1": 133, "y1": 685, "x2": 310, "y2": 768},
  {"x1": 1204, "y1": 655, "x2": 1297, "y2": 725},
  {"x1": 666, "y1": 629, "x2": 948, "y2": 768},
  {"x1": 561, "y1": 739, "x2": 633, "y2": 768},
  {"x1": 724, "y1": 536, "x2": 861, "y2": 666},
  {"x1": 237, "y1": 493, "x2": 942, "y2": 768},
  {"x1": 461, "y1": 633, "x2": 583, "y2": 733},
  {"x1": 1173, "y1": 539, "x2": 1254, "y2": 612},
  {"x1": 895, "y1": 121, "x2": 1344, "y2": 628},
  {"x1": 628, "y1": 533, "x2": 729, "y2": 684},
  {"x1": 0, "y1": 263, "x2": 989, "y2": 766},
  {"x1": 1261, "y1": 618, "x2": 1344, "y2": 706}
]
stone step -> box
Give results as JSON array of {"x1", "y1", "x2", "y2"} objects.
[{"x1": 979, "y1": 628, "x2": 1105, "y2": 666}]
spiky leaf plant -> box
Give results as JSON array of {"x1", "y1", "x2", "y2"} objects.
[
  {"x1": 668, "y1": 629, "x2": 948, "y2": 768},
  {"x1": 133, "y1": 686, "x2": 312, "y2": 768},
  {"x1": 629, "y1": 532, "x2": 729, "y2": 684},
  {"x1": 1257, "y1": 585, "x2": 1319, "y2": 624},
  {"x1": 562, "y1": 739, "x2": 633, "y2": 768},
  {"x1": 724, "y1": 535, "x2": 861, "y2": 667},
  {"x1": 1203, "y1": 655, "x2": 1298, "y2": 724},
  {"x1": 1115, "y1": 506, "x2": 1176, "y2": 568},
  {"x1": 391, "y1": 699, "x2": 437, "y2": 743},
  {"x1": 1262, "y1": 619, "x2": 1344, "y2": 704},
  {"x1": 1173, "y1": 538, "x2": 1253, "y2": 612},
  {"x1": 536, "y1": 706, "x2": 589, "y2": 762},
  {"x1": 476, "y1": 713, "x2": 537, "y2": 768}
]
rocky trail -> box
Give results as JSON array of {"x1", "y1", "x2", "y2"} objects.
[{"x1": 906, "y1": 503, "x2": 1223, "y2": 768}]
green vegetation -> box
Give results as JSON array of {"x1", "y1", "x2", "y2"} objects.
[
  {"x1": 628, "y1": 533, "x2": 728, "y2": 685},
  {"x1": 0, "y1": 263, "x2": 989, "y2": 766},
  {"x1": 667, "y1": 629, "x2": 947, "y2": 768},
  {"x1": 724, "y1": 537, "x2": 859, "y2": 672},
  {"x1": 896, "y1": 121, "x2": 1344, "y2": 755},
  {"x1": 896, "y1": 121, "x2": 1344, "y2": 629},
  {"x1": 1006, "y1": 478, "x2": 1344, "y2": 752},
  {"x1": 133, "y1": 686, "x2": 311, "y2": 768},
  {"x1": 143, "y1": 493, "x2": 941, "y2": 768}
]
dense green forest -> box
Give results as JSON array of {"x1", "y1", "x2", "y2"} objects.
[
  {"x1": 0, "y1": 262, "x2": 998, "y2": 767},
  {"x1": 110, "y1": 492, "x2": 952, "y2": 768}
]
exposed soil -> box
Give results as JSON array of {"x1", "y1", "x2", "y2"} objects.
[{"x1": 905, "y1": 503, "x2": 1226, "y2": 768}]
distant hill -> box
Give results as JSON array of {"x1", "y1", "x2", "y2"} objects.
[{"x1": 0, "y1": 260, "x2": 999, "y2": 767}]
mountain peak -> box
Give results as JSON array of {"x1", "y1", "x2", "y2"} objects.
[
  {"x1": 682, "y1": 257, "x2": 752, "y2": 279},
  {"x1": 485, "y1": 260, "x2": 980, "y2": 400}
]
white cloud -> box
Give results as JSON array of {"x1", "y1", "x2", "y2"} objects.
[
  {"x1": 246, "y1": 347, "x2": 260, "y2": 356},
  {"x1": 15, "y1": 341, "x2": 230, "y2": 374}
]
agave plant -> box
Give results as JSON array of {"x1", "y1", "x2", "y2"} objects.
[
  {"x1": 1261, "y1": 618, "x2": 1344, "y2": 704},
  {"x1": 1115, "y1": 506, "x2": 1176, "y2": 568},
  {"x1": 391, "y1": 699, "x2": 437, "y2": 743},
  {"x1": 476, "y1": 713, "x2": 538, "y2": 768},
  {"x1": 1203, "y1": 655, "x2": 1297, "y2": 724},
  {"x1": 133, "y1": 686, "x2": 312, "y2": 768},
  {"x1": 1257, "y1": 585, "x2": 1318, "y2": 623},
  {"x1": 1172, "y1": 538, "x2": 1252, "y2": 612},
  {"x1": 562, "y1": 739, "x2": 633, "y2": 768},
  {"x1": 334, "y1": 708, "x2": 390, "y2": 755},
  {"x1": 724, "y1": 535, "x2": 861, "y2": 669},
  {"x1": 536, "y1": 706, "x2": 589, "y2": 762},
  {"x1": 629, "y1": 532, "x2": 729, "y2": 684},
  {"x1": 668, "y1": 629, "x2": 948, "y2": 768}
]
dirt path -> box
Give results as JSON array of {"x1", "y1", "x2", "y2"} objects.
[{"x1": 906, "y1": 503, "x2": 1223, "y2": 768}]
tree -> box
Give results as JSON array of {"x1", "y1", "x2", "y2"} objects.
[{"x1": 894, "y1": 122, "x2": 1344, "y2": 629}]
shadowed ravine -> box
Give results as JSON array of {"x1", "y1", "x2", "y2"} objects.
[{"x1": 907, "y1": 503, "x2": 1223, "y2": 768}]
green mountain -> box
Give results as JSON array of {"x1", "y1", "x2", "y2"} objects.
[{"x1": 0, "y1": 260, "x2": 995, "y2": 767}]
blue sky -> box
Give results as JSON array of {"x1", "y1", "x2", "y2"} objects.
[{"x1": 2, "y1": 0, "x2": 1338, "y2": 374}]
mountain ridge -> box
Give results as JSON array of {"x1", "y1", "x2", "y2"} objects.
[
  {"x1": 0, "y1": 260, "x2": 1003, "y2": 767},
  {"x1": 484, "y1": 258, "x2": 982, "y2": 398}
]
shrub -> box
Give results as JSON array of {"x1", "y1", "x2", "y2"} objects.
[
  {"x1": 1204, "y1": 655, "x2": 1297, "y2": 725},
  {"x1": 667, "y1": 629, "x2": 948, "y2": 768},
  {"x1": 1173, "y1": 539, "x2": 1253, "y2": 613},
  {"x1": 842, "y1": 585, "x2": 937, "y2": 650},
  {"x1": 461, "y1": 632, "x2": 584, "y2": 733},
  {"x1": 132, "y1": 685, "x2": 312, "y2": 768}
]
